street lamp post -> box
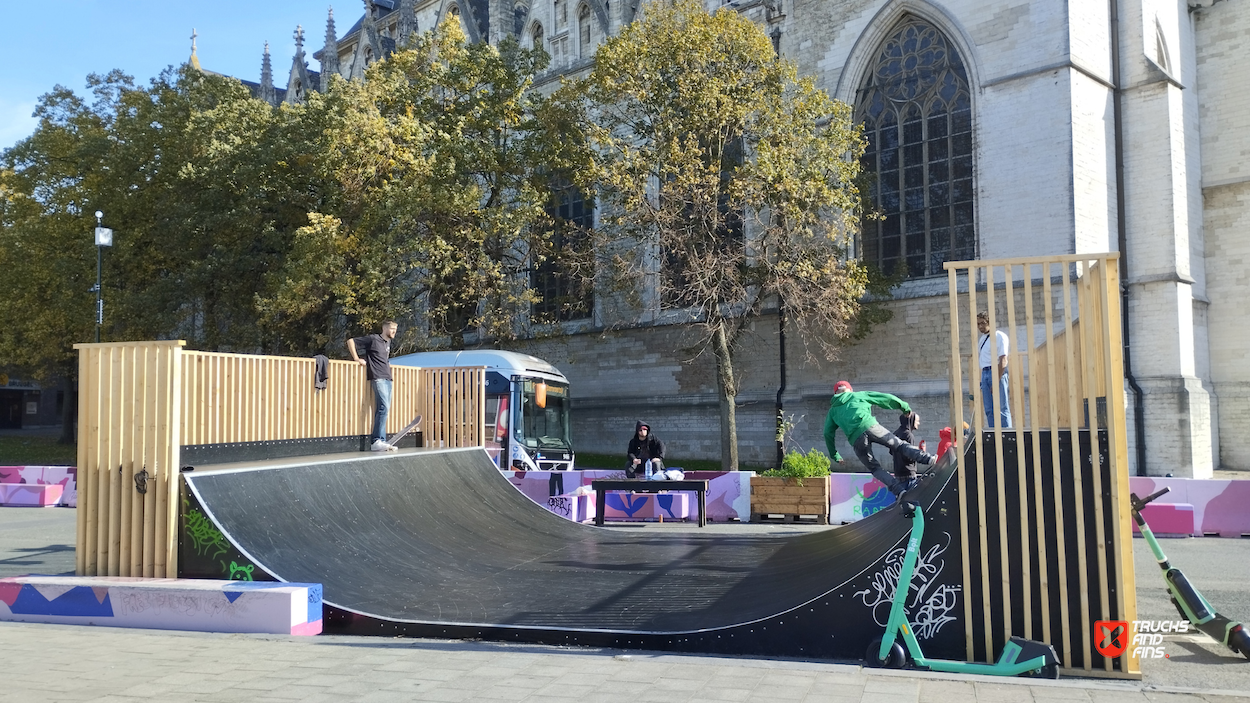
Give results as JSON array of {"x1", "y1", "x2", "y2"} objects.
[{"x1": 93, "y1": 211, "x2": 113, "y2": 343}]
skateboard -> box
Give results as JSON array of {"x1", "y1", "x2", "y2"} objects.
[{"x1": 388, "y1": 414, "x2": 423, "y2": 447}]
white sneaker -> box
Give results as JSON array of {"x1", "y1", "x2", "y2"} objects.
[{"x1": 370, "y1": 439, "x2": 393, "y2": 452}]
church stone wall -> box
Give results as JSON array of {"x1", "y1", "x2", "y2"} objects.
[
  {"x1": 1071, "y1": 73, "x2": 1117, "y2": 255},
  {"x1": 507, "y1": 293, "x2": 956, "y2": 468},
  {"x1": 1196, "y1": 0, "x2": 1250, "y2": 469}
]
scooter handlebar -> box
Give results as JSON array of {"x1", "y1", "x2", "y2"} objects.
[{"x1": 1130, "y1": 486, "x2": 1171, "y2": 512}]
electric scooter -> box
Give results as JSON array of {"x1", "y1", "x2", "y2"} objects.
[
  {"x1": 1131, "y1": 487, "x2": 1250, "y2": 660},
  {"x1": 865, "y1": 500, "x2": 1061, "y2": 678}
]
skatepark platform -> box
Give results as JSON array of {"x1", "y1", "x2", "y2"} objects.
[{"x1": 180, "y1": 447, "x2": 967, "y2": 660}]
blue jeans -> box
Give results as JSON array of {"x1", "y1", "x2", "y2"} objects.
[
  {"x1": 371, "y1": 379, "x2": 392, "y2": 442},
  {"x1": 981, "y1": 367, "x2": 1011, "y2": 428}
]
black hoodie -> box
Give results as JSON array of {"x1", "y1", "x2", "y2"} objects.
[
  {"x1": 893, "y1": 412, "x2": 920, "y2": 479},
  {"x1": 627, "y1": 421, "x2": 665, "y2": 464}
]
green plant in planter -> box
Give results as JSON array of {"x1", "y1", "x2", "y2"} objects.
[{"x1": 760, "y1": 448, "x2": 831, "y2": 485}]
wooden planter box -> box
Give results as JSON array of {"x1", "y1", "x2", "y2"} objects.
[{"x1": 750, "y1": 475, "x2": 830, "y2": 524}]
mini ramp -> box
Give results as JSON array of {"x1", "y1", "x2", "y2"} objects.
[{"x1": 182, "y1": 448, "x2": 967, "y2": 659}]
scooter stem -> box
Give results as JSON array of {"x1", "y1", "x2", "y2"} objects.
[{"x1": 879, "y1": 501, "x2": 924, "y2": 661}]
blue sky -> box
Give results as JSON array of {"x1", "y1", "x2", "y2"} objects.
[{"x1": 1, "y1": 0, "x2": 341, "y2": 151}]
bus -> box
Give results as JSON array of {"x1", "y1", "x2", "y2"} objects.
[{"x1": 389, "y1": 350, "x2": 574, "y2": 471}]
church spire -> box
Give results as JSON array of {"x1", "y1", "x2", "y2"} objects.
[
  {"x1": 286, "y1": 25, "x2": 312, "y2": 104},
  {"x1": 321, "y1": 7, "x2": 340, "y2": 78},
  {"x1": 259, "y1": 42, "x2": 277, "y2": 105},
  {"x1": 188, "y1": 28, "x2": 202, "y2": 71}
]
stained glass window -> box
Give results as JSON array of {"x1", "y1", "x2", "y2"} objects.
[{"x1": 856, "y1": 17, "x2": 974, "y2": 278}]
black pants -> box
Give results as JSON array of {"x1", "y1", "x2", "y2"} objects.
[
  {"x1": 853, "y1": 424, "x2": 927, "y2": 491},
  {"x1": 625, "y1": 458, "x2": 663, "y2": 479}
]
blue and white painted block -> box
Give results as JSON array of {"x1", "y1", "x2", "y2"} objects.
[
  {"x1": 0, "y1": 576, "x2": 322, "y2": 635},
  {"x1": 603, "y1": 493, "x2": 690, "y2": 521}
]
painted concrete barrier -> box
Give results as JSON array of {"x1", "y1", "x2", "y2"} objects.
[
  {"x1": 603, "y1": 493, "x2": 690, "y2": 521},
  {"x1": 1136, "y1": 503, "x2": 1196, "y2": 536},
  {"x1": 0, "y1": 576, "x2": 322, "y2": 635},
  {"x1": 0, "y1": 466, "x2": 77, "y2": 507},
  {"x1": 1129, "y1": 476, "x2": 1250, "y2": 537},
  {"x1": 0, "y1": 483, "x2": 63, "y2": 507},
  {"x1": 509, "y1": 469, "x2": 897, "y2": 523},
  {"x1": 542, "y1": 493, "x2": 595, "y2": 522},
  {"x1": 510, "y1": 469, "x2": 750, "y2": 522},
  {"x1": 830, "y1": 474, "x2": 897, "y2": 523}
]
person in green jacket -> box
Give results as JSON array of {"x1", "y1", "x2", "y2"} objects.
[{"x1": 824, "y1": 380, "x2": 936, "y2": 495}]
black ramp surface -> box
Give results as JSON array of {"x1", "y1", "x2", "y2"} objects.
[{"x1": 185, "y1": 447, "x2": 966, "y2": 658}]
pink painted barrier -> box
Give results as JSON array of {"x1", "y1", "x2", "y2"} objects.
[
  {"x1": 508, "y1": 470, "x2": 750, "y2": 521},
  {"x1": 601, "y1": 493, "x2": 690, "y2": 522},
  {"x1": 507, "y1": 470, "x2": 903, "y2": 524},
  {"x1": 541, "y1": 493, "x2": 595, "y2": 522},
  {"x1": 0, "y1": 466, "x2": 77, "y2": 507},
  {"x1": 1129, "y1": 477, "x2": 1250, "y2": 537},
  {"x1": 0, "y1": 483, "x2": 63, "y2": 507},
  {"x1": 1136, "y1": 503, "x2": 1196, "y2": 536}
]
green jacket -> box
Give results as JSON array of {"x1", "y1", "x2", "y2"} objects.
[{"x1": 823, "y1": 391, "x2": 911, "y2": 462}]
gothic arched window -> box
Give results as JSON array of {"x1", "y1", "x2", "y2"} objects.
[
  {"x1": 856, "y1": 17, "x2": 974, "y2": 278},
  {"x1": 532, "y1": 22, "x2": 544, "y2": 50},
  {"x1": 578, "y1": 5, "x2": 591, "y2": 54}
]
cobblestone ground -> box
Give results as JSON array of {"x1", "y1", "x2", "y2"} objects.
[
  {"x1": 2, "y1": 508, "x2": 1249, "y2": 702},
  {"x1": 1, "y1": 621, "x2": 1248, "y2": 703}
]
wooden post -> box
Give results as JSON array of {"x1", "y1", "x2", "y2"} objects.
[{"x1": 1023, "y1": 264, "x2": 1051, "y2": 644}]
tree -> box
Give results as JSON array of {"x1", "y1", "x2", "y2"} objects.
[
  {"x1": 259, "y1": 19, "x2": 580, "y2": 349},
  {"x1": 571, "y1": 0, "x2": 870, "y2": 470},
  {"x1": 0, "y1": 66, "x2": 314, "y2": 442}
]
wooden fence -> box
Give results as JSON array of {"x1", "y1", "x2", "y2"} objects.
[
  {"x1": 945, "y1": 253, "x2": 1136, "y2": 677},
  {"x1": 73, "y1": 341, "x2": 485, "y2": 578}
]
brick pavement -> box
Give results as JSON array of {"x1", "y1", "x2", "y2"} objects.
[
  {"x1": 4, "y1": 506, "x2": 1250, "y2": 701},
  {"x1": 1, "y1": 620, "x2": 1248, "y2": 703}
]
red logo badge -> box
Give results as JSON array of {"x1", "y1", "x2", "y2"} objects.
[{"x1": 1094, "y1": 620, "x2": 1129, "y2": 657}]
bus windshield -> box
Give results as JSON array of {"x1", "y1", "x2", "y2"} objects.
[{"x1": 518, "y1": 379, "x2": 572, "y2": 451}]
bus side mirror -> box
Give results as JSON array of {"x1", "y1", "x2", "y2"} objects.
[{"x1": 535, "y1": 382, "x2": 547, "y2": 409}]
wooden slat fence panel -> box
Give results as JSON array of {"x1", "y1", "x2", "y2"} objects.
[
  {"x1": 944, "y1": 254, "x2": 1136, "y2": 678},
  {"x1": 75, "y1": 342, "x2": 484, "y2": 579},
  {"x1": 73, "y1": 341, "x2": 184, "y2": 579}
]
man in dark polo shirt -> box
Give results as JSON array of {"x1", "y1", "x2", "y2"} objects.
[{"x1": 347, "y1": 321, "x2": 399, "y2": 451}]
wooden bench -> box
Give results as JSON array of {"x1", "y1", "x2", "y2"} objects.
[{"x1": 590, "y1": 479, "x2": 709, "y2": 527}]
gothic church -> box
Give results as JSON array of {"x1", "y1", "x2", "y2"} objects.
[{"x1": 230, "y1": 0, "x2": 1245, "y2": 478}]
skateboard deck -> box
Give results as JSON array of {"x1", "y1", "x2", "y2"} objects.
[{"x1": 388, "y1": 414, "x2": 423, "y2": 447}]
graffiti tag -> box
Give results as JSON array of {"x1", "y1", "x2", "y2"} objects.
[{"x1": 854, "y1": 530, "x2": 960, "y2": 639}]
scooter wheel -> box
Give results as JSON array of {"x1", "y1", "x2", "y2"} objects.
[
  {"x1": 865, "y1": 638, "x2": 907, "y2": 669},
  {"x1": 1026, "y1": 663, "x2": 1060, "y2": 679},
  {"x1": 1230, "y1": 626, "x2": 1250, "y2": 660}
]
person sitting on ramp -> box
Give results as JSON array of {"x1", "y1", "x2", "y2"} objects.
[
  {"x1": 892, "y1": 411, "x2": 925, "y2": 495},
  {"x1": 823, "y1": 381, "x2": 936, "y2": 495},
  {"x1": 626, "y1": 421, "x2": 665, "y2": 479}
]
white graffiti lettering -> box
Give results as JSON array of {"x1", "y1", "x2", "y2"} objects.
[
  {"x1": 854, "y1": 531, "x2": 960, "y2": 640},
  {"x1": 114, "y1": 590, "x2": 240, "y2": 619}
]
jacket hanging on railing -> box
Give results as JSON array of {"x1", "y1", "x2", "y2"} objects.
[{"x1": 314, "y1": 354, "x2": 329, "y2": 391}]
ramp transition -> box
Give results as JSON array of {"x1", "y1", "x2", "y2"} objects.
[{"x1": 181, "y1": 448, "x2": 966, "y2": 659}]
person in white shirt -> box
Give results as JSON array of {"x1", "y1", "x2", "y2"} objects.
[{"x1": 977, "y1": 311, "x2": 1011, "y2": 428}]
